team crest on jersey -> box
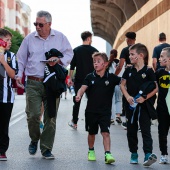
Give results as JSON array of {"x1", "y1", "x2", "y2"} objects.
[
  {"x1": 91, "y1": 80, "x2": 94, "y2": 84},
  {"x1": 105, "y1": 80, "x2": 109, "y2": 86},
  {"x1": 142, "y1": 73, "x2": 146, "y2": 79},
  {"x1": 7, "y1": 56, "x2": 11, "y2": 62},
  {"x1": 129, "y1": 73, "x2": 131, "y2": 77}
]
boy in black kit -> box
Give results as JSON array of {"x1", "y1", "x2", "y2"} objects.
[
  {"x1": 155, "y1": 47, "x2": 170, "y2": 164},
  {"x1": 75, "y1": 52, "x2": 120, "y2": 164},
  {"x1": 120, "y1": 43, "x2": 158, "y2": 167}
]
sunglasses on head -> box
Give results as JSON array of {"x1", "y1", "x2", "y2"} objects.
[{"x1": 33, "y1": 22, "x2": 49, "y2": 27}]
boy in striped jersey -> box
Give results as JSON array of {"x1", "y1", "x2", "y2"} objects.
[{"x1": 0, "y1": 28, "x2": 18, "y2": 161}]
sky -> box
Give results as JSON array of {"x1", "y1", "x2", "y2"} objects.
[{"x1": 21, "y1": 0, "x2": 106, "y2": 51}]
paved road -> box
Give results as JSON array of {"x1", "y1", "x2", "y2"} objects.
[{"x1": 1, "y1": 93, "x2": 170, "y2": 170}]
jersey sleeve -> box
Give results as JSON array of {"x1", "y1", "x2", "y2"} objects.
[
  {"x1": 147, "y1": 68, "x2": 156, "y2": 81},
  {"x1": 70, "y1": 49, "x2": 76, "y2": 70},
  {"x1": 82, "y1": 74, "x2": 91, "y2": 87},
  {"x1": 11, "y1": 53, "x2": 18, "y2": 74},
  {"x1": 119, "y1": 48, "x2": 126, "y2": 59},
  {"x1": 122, "y1": 67, "x2": 130, "y2": 80},
  {"x1": 155, "y1": 69, "x2": 159, "y2": 83},
  {"x1": 112, "y1": 74, "x2": 121, "y2": 85}
]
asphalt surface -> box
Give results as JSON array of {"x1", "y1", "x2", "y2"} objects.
[{"x1": 0, "y1": 92, "x2": 170, "y2": 170}]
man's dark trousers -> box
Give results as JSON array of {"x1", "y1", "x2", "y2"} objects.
[{"x1": 72, "y1": 82, "x2": 84, "y2": 124}]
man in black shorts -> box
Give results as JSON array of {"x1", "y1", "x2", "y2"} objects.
[
  {"x1": 75, "y1": 52, "x2": 121, "y2": 164},
  {"x1": 68, "y1": 31, "x2": 98, "y2": 129}
]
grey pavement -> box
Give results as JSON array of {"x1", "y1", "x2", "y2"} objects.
[{"x1": 0, "y1": 92, "x2": 170, "y2": 170}]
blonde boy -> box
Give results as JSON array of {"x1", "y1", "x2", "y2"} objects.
[{"x1": 76, "y1": 52, "x2": 121, "y2": 164}]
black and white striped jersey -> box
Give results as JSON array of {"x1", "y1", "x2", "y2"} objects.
[{"x1": 0, "y1": 51, "x2": 18, "y2": 103}]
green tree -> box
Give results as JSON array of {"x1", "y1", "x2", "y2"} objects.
[{"x1": 4, "y1": 26, "x2": 24, "y2": 54}]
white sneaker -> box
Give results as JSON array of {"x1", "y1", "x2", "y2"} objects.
[
  {"x1": 110, "y1": 119, "x2": 115, "y2": 125},
  {"x1": 143, "y1": 153, "x2": 157, "y2": 167},
  {"x1": 159, "y1": 155, "x2": 168, "y2": 164},
  {"x1": 68, "y1": 120, "x2": 77, "y2": 129}
]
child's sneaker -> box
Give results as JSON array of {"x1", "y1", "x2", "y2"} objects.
[
  {"x1": 88, "y1": 150, "x2": 96, "y2": 161},
  {"x1": 138, "y1": 127, "x2": 141, "y2": 132},
  {"x1": 159, "y1": 155, "x2": 168, "y2": 164},
  {"x1": 143, "y1": 153, "x2": 157, "y2": 166},
  {"x1": 0, "y1": 153, "x2": 7, "y2": 161},
  {"x1": 105, "y1": 153, "x2": 115, "y2": 164},
  {"x1": 121, "y1": 122, "x2": 127, "y2": 130},
  {"x1": 68, "y1": 120, "x2": 77, "y2": 129},
  {"x1": 130, "y1": 153, "x2": 138, "y2": 164},
  {"x1": 116, "y1": 117, "x2": 122, "y2": 124},
  {"x1": 110, "y1": 119, "x2": 115, "y2": 125}
]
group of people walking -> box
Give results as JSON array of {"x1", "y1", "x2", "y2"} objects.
[
  {"x1": 67, "y1": 30, "x2": 170, "y2": 166},
  {"x1": 0, "y1": 9, "x2": 169, "y2": 169}
]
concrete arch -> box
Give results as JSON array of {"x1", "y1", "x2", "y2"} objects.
[
  {"x1": 133, "y1": 0, "x2": 149, "y2": 10},
  {"x1": 91, "y1": 2, "x2": 126, "y2": 26},
  {"x1": 93, "y1": 27, "x2": 114, "y2": 45},
  {"x1": 90, "y1": 0, "x2": 149, "y2": 44},
  {"x1": 110, "y1": 0, "x2": 137, "y2": 20},
  {"x1": 92, "y1": 17, "x2": 117, "y2": 35},
  {"x1": 91, "y1": 11, "x2": 120, "y2": 32},
  {"x1": 92, "y1": 21, "x2": 116, "y2": 39}
]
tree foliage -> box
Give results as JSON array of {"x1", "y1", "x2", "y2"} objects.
[{"x1": 4, "y1": 26, "x2": 24, "y2": 54}]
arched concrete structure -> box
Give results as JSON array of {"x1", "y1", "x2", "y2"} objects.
[{"x1": 90, "y1": 0, "x2": 149, "y2": 45}]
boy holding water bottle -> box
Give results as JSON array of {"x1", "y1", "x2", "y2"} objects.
[
  {"x1": 120, "y1": 43, "x2": 158, "y2": 167},
  {"x1": 76, "y1": 52, "x2": 121, "y2": 164}
]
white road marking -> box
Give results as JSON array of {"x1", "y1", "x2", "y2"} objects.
[
  {"x1": 9, "y1": 110, "x2": 26, "y2": 127},
  {"x1": 11, "y1": 109, "x2": 25, "y2": 119}
]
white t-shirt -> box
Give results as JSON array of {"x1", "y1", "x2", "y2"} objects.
[{"x1": 109, "y1": 61, "x2": 125, "y2": 77}]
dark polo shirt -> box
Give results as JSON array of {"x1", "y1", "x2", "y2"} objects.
[
  {"x1": 70, "y1": 45, "x2": 98, "y2": 83},
  {"x1": 122, "y1": 65, "x2": 156, "y2": 97},
  {"x1": 83, "y1": 71, "x2": 121, "y2": 113},
  {"x1": 120, "y1": 45, "x2": 131, "y2": 65}
]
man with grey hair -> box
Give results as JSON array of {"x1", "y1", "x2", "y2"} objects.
[{"x1": 16, "y1": 10, "x2": 73, "y2": 159}]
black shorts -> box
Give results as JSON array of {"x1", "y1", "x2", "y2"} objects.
[{"x1": 85, "y1": 112, "x2": 111, "y2": 135}]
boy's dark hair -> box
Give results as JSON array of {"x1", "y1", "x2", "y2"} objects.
[
  {"x1": 110, "y1": 49, "x2": 117, "y2": 57},
  {"x1": 125, "y1": 32, "x2": 136, "y2": 39},
  {"x1": 0, "y1": 28, "x2": 12, "y2": 38},
  {"x1": 159, "y1": 32, "x2": 166, "y2": 41},
  {"x1": 108, "y1": 49, "x2": 117, "y2": 67},
  {"x1": 92, "y1": 52, "x2": 108, "y2": 62},
  {"x1": 129, "y1": 43, "x2": 148, "y2": 65},
  {"x1": 81, "y1": 31, "x2": 92, "y2": 41},
  {"x1": 162, "y1": 47, "x2": 170, "y2": 57}
]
